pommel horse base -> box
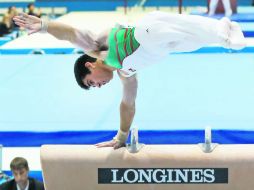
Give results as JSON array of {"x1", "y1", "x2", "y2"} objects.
[{"x1": 41, "y1": 144, "x2": 254, "y2": 190}]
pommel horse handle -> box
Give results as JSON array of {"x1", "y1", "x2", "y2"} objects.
[
  {"x1": 127, "y1": 126, "x2": 144, "y2": 153},
  {"x1": 199, "y1": 126, "x2": 218, "y2": 153}
]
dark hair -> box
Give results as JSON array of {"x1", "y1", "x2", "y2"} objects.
[
  {"x1": 74, "y1": 54, "x2": 97, "y2": 90},
  {"x1": 10, "y1": 157, "x2": 29, "y2": 171},
  {"x1": 27, "y1": 3, "x2": 34, "y2": 9},
  {"x1": 8, "y1": 6, "x2": 13, "y2": 14}
]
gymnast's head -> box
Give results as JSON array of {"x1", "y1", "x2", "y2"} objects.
[{"x1": 74, "y1": 54, "x2": 113, "y2": 90}]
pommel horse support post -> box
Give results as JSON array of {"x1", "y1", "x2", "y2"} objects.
[{"x1": 41, "y1": 128, "x2": 254, "y2": 190}]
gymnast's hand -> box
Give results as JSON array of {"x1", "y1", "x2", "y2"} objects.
[
  {"x1": 13, "y1": 13, "x2": 42, "y2": 35},
  {"x1": 95, "y1": 139, "x2": 126, "y2": 149}
]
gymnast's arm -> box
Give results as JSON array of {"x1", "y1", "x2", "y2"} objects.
[
  {"x1": 95, "y1": 73, "x2": 137, "y2": 149},
  {"x1": 13, "y1": 13, "x2": 108, "y2": 57},
  {"x1": 118, "y1": 72, "x2": 137, "y2": 141}
]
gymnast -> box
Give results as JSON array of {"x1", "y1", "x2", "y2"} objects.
[{"x1": 13, "y1": 11, "x2": 246, "y2": 149}]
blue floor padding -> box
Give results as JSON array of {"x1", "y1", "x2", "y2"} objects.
[
  {"x1": 0, "y1": 37, "x2": 12, "y2": 46},
  {"x1": 0, "y1": 48, "x2": 75, "y2": 54},
  {"x1": 0, "y1": 46, "x2": 253, "y2": 54},
  {"x1": 244, "y1": 31, "x2": 254, "y2": 37},
  {"x1": 0, "y1": 130, "x2": 254, "y2": 147},
  {"x1": 193, "y1": 13, "x2": 254, "y2": 22},
  {"x1": 1, "y1": 54, "x2": 254, "y2": 131}
]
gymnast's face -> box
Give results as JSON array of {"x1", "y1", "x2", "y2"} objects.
[
  {"x1": 12, "y1": 168, "x2": 29, "y2": 187},
  {"x1": 83, "y1": 62, "x2": 113, "y2": 88}
]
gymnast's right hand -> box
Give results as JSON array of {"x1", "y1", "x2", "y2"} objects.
[
  {"x1": 95, "y1": 139, "x2": 126, "y2": 150},
  {"x1": 13, "y1": 13, "x2": 42, "y2": 35},
  {"x1": 95, "y1": 129, "x2": 129, "y2": 149}
]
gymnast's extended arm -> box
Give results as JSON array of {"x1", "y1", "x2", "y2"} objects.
[
  {"x1": 13, "y1": 13, "x2": 108, "y2": 56},
  {"x1": 95, "y1": 73, "x2": 137, "y2": 149}
]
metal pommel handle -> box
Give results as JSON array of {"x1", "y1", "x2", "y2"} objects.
[
  {"x1": 199, "y1": 126, "x2": 218, "y2": 153},
  {"x1": 127, "y1": 126, "x2": 144, "y2": 153}
]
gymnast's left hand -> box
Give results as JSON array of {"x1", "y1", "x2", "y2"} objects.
[
  {"x1": 13, "y1": 13, "x2": 41, "y2": 34},
  {"x1": 95, "y1": 139, "x2": 126, "y2": 149}
]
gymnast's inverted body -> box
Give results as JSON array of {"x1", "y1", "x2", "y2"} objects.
[{"x1": 13, "y1": 11, "x2": 246, "y2": 149}]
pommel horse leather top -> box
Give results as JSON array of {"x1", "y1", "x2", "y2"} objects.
[{"x1": 41, "y1": 144, "x2": 254, "y2": 190}]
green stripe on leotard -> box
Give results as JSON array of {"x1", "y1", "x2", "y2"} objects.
[{"x1": 104, "y1": 27, "x2": 140, "y2": 69}]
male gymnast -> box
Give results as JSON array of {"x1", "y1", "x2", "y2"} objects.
[{"x1": 13, "y1": 11, "x2": 246, "y2": 149}]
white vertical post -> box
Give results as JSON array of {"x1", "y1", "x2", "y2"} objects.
[
  {"x1": 127, "y1": 126, "x2": 144, "y2": 153},
  {"x1": 205, "y1": 126, "x2": 212, "y2": 144},
  {"x1": 198, "y1": 126, "x2": 218, "y2": 153}
]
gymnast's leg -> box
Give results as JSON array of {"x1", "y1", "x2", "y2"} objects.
[{"x1": 134, "y1": 11, "x2": 246, "y2": 54}]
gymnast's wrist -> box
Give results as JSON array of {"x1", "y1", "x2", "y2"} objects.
[
  {"x1": 113, "y1": 129, "x2": 129, "y2": 144},
  {"x1": 40, "y1": 19, "x2": 48, "y2": 33}
]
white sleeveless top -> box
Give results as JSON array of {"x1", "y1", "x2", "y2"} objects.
[{"x1": 119, "y1": 44, "x2": 166, "y2": 77}]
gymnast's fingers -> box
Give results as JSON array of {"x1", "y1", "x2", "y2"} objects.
[
  {"x1": 13, "y1": 17, "x2": 26, "y2": 25},
  {"x1": 95, "y1": 140, "x2": 116, "y2": 148},
  {"x1": 13, "y1": 21, "x2": 26, "y2": 28}
]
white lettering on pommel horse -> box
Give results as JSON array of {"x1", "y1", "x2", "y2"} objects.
[{"x1": 98, "y1": 168, "x2": 228, "y2": 184}]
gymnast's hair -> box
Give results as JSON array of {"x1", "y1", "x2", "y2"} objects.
[
  {"x1": 10, "y1": 157, "x2": 29, "y2": 171},
  {"x1": 74, "y1": 54, "x2": 97, "y2": 90}
]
